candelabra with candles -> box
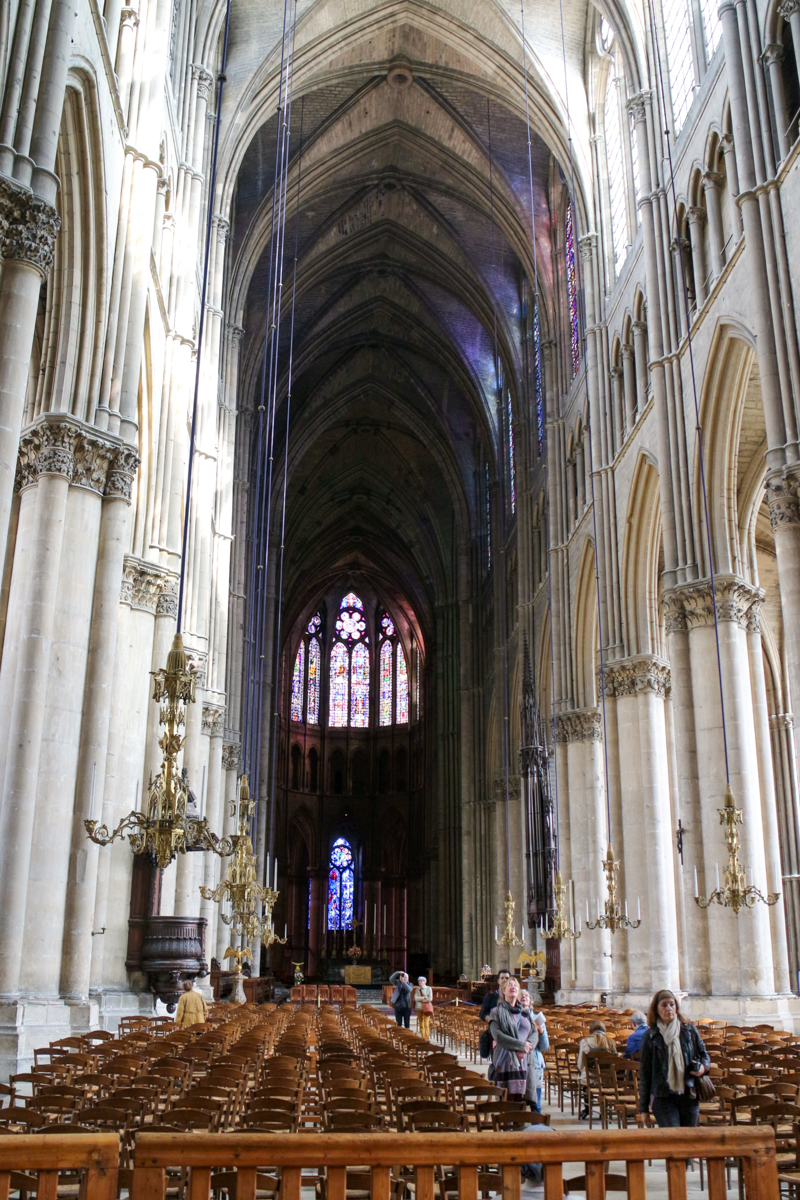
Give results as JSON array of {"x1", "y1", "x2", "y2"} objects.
[
  {"x1": 541, "y1": 870, "x2": 581, "y2": 941},
  {"x1": 586, "y1": 844, "x2": 642, "y2": 933},
  {"x1": 495, "y1": 891, "x2": 525, "y2": 948},
  {"x1": 85, "y1": 635, "x2": 230, "y2": 868},
  {"x1": 200, "y1": 775, "x2": 287, "y2": 948},
  {"x1": 695, "y1": 785, "x2": 780, "y2": 914}
]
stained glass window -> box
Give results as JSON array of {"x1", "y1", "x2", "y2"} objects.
[
  {"x1": 566, "y1": 201, "x2": 579, "y2": 378},
  {"x1": 291, "y1": 643, "x2": 305, "y2": 722},
  {"x1": 327, "y1": 837, "x2": 354, "y2": 930},
  {"x1": 307, "y1": 638, "x2": 320, "y2": 724},
  {"x1": 534, "y1": 301, "x2": 544, "y2": 455},
  {"x1": 665, "y1": 0, "x2": 695, "y2": 133},
  {"x1": 379, "y1": 640, "x2": 393, "y2": 726},
  {"x1": 329, "y1": 643, "x2": 348, "y2": 726},
  {"x1": 507, "y1": 392, "x2": 516, "y2": 515},
  {"x1": 350, "y1": 642, "x2": 369, "y2": 727},
  {"x1": 629, "y1": 109, "x2": 641, "y2": 214},
  {"x1": 396, "y1": 649, "x2": 409, "y2": 724}
]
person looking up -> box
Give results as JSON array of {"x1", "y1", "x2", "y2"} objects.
[{"x1": 480, "y1": 969, "x2": 511, "y2": 1022}]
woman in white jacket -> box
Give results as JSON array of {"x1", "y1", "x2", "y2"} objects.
[{"x1": 413, "y1": 976, "x2": 434, "y2": 1038}]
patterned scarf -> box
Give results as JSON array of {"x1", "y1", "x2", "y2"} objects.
[{"x1": 657, "y1": 1017, "x2": 685, "y2": 1093}]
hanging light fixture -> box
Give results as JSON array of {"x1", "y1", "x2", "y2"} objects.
[
  {"x1": 694, "y1": 786, "x2": 780, "y2": 914},
  {"x1": 541, "y1": 870, "x2": 580, "y2": 941},
  {"x1": 585, "y1": 844, "x2": 641, "y2": 933},
  {"x1": 495, "y1": 891, "x2": 525, "y2": 949},
  {"x1": 85, "y1": 635, "x2": 231, "y2": 869},
  {"x1": 200, "y1": 775, "x2": 287, "y2": 948}
]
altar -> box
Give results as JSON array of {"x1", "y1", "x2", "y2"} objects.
[{"x1": 344, "y1": 964, "x2": 372, "y2": 985}]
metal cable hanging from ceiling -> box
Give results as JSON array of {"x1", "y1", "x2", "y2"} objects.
[
  {"x1": 242, "y1": 0, "x2": 299, "y2": 811},
  {"x1": 488, "y1": 102, "x2": 525, "y2": 962},
  {"x1": 645, "y1": 0, "x2": 778, "y2": 914},
  {"x1": 519, "y1": 0, "x2": 579, "y2": 946},
  {"x1": 556, "y1": 0, "x2": 640, "y2": 934}
]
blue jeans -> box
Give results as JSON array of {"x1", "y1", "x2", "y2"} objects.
[
  {"x1": 651, "y1": 1094, "x2": 699, "y2": 1128},
  {"x1": 395, "y1": 1008, "x2": 410, "y2": 1028}
]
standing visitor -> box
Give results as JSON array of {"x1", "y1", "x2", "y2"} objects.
[
  {"x1": 174, "y1": 979, "x2": 208, "y2": 1027},
  {"x1": 625, "y1": 1010, "x2": 647, "y2": 1058},
  {"x1": 520, "y1": 989, "x2": 549, "y2": 1110},
  {"x1": 413, "y1": 975, "x2": 434, "y2": 1038},
  {"x1": 480, "y1": 969, "x2": 511, "y2": 1021},
  {"x1": 389, "y1": 969, "x2": 412, "y2": 1028},
  {"x1": 638, "y1": 990, "x2": 710, "y2": 1127},
  {"x1": 488, "y1": 975, "x2": 537, "y2": 1100}
]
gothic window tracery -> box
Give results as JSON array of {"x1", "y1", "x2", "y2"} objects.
[
  {"x1": 329, "y1": 594, "x2": 370, "y2": 727},
  {"x1": 327, "y1": 837, "x2": 355, "y2": 930},
  {"x1": 291, "y1": 613, "x2": 321, "y2": 724},
  {"x1": 665, "y1": 0, "x2": 696, "y2": 132}
]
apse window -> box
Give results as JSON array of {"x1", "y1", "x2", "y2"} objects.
[
  {"x1": 291, "y1": 612, "x2": 322, "y2": 724},
  {"x1": 378, "y1": 613, "x2": 410, "y2": 727},
  {"x1": 327, "y1": 837, "x2": 355, "y2": 929},
  {"x1": 329, "y1": 593, "x2": 370, "y2": 727}
]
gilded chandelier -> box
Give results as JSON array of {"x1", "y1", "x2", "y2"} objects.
[
  {"x1": 85, "y1": 634, "x2": 229, "y2": 869},
  {"x1": 541, "y1": 870, "x2": 580, "y2": 941},
  {"x1": 695, "y1": 785, "x2": 780, "y2": 915},
  {"x1": 586, "y1": 844, "x2": 642, "y2": 933},
  {"x1": 495, "y1": 890, "x2": 525, "y2": 948},
  {"x1": 200, "y1": 775, "x2": 286, "y2": 948}
]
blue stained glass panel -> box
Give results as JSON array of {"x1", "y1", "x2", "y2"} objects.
[
  {"x1": 341, "y1": 868, "x2": 354, "y2": 928},
  {"x1": 350, "y1": 641, "x2": 369, "y2": 727},
  {"x1": 379, "y1": 640, "x2": 393, "y2": 726},
  {"x1": 341, "y1": 592, "x2": 363, "y2": 611},
  {"x1": 329, "y1": 643, "x2": 348, "y2": 726},
  {"x1": 291, "y1": 643, "x2": 305, "y2": 722},
  {"x1": 566, "y1": 201, "x2": 579, "y2": 378},
  {"x1": 331, "y1": 837, "x2": 353, "y2": 868},
  {"x1": 396, "y1": 649, "x2": 409, "y2": 724},
  {"x1": 307, "y1": 638, "x2": 320, "y2": 724},
  {"x1": 327, "y1": 867, "x2": 340, "y2": 929},
  {"x1": 534, "y1": 301, "x2": 544, "y2": 456},
  {"x1": 507, "y1": 391, "x2": 516, "y2": 515}
]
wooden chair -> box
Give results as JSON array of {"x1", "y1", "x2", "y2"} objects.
[
  {"x1": 406, "y1": 1108, "x2": 468, "y2": 1131},
  {"x1": 0, "y1": 1106, "x2": 44, "y2": 1130},
  {"x1": 564, "y1": 1175, "x2": 629, "y2": 1194},
  {"x1": 493, "y1": 1110, "x2": 551, "y2": 1131}
]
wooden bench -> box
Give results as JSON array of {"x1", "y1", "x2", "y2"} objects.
[
  {"x1": 0, "y1": 1133, "x2": 118, "y2": 1200},
  {"x1": 130, "y1": 1127, "x2": 779, "y2": 1200}
]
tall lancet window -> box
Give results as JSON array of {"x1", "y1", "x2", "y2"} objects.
[
  {"x1": 566, "y1": 201, "x2": 579, "y2": 377},
  {"x1": 534, "y1": 301, "x2": 544, "y2": 456},
  {"x1": 665, "y1": 0, "x2": 695, "y2": 132},
  {"x1": 396, "y1": 649, "x2": 409, "y2": 724},
  {"x1": 605, "y1": 67, "x2": 627, "y2": 274},
  {"x1": 327, "y1": 837, "x2": 355, "y2": 930},
  {"x1": 329, "y1": 593, "x2": 369, "y2": 727},
  {"x1": 290, "y1": 613, "x2": 322, "y2": 723},
  {"x1": 379, "y1": 616, "x2": 394, "y2": 726}
]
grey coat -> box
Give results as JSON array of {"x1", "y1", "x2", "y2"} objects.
[{"x1": 489, "y1": 1001, "x2": 540, "y2": 1101}]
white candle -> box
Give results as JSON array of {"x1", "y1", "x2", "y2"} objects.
[
  {"x1": 596, "y1": 899, "x2": 601, "y2": 919},
  {"x1": 265, "y1": 853, "x2": 270, "y2": 887},
  {"x1": 89, "y1": 760, "x2": 97, "y2": 821},
  {"x1": 200, "y1": 764, "x2": 206, "y2": 820},
  {"x1": 274, "y1": 859, "x2": 278, "y2": 890},
  {"x1": 284, "y1": 924, "x2": 287, "y2": 939},
  {"x1": 585, "y1": 899, "x2": 590, "y2": 922},
  {"x1": 495, "y1": 925, "x2": 498, "y2": 942},
  {"x1": 570, "y1": 915, "x2": 574, "y2": 932},
  {"x1": 715, "y1": 861, "x2": 720, "y2": 889},
  {"x1": 637, "y1": 897, "x2": 641, "y2": 920},
  {"x1": 694, "y1": 866, "x2": 699, "y2": 897},
  {"x1": 521, "y1": 925, "x2": 525, "y2": 941},
  {"x1": 624, "y1": 900, "x2": 628, "y2": 919}
]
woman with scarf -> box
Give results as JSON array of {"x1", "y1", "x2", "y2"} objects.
[
  {"x1": 488, "y1": 976, "x2": 537, "y2": 1099},
  {"x1": 638, "y1": 989, "x2": 710, "y2": 1127}
]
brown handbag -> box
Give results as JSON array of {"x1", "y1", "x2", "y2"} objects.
[
  {"x1": 421, "y1": 1001, "x2": 434, "y2": 1014},
  {"x1": 694, "y1": 1072, "x2": 716, "y2": 1102}
]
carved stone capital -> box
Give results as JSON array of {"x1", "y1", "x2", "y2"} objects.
[
  {"x1": 202, "y1": 703, "x2": 225, "y2": 738},
  {"x1": 602, "y1": 655, "x2": 671, "y2": 698},
  {"x1": 778, "y1": 0, "x2": 800, "y2": 19},
  {"x1": 493, "y1": 774, "x2": 521, "y2": 802},
  {"x1": 627, "y1": 90, "x2": 651, "y2": 125},
  {"x1": 186, "y1": 650, "x2": 208, "y2": 689},
  {"x1": 222, "y1": 740, "x2": 240, "y2": 771},
  {"x1": 16, "y1": 416, "x2": 139, "y2": 498},
  {"x1": 765, "y1": 475, "x2": 800, "y2": 531},
  {"x1": 119, "y1": 5, "x2": 139, "y2": 28},
  {"x1": 192, "y1": 64, "x2": 214, "y2": 102},
  {"x1": 578, "y1": 233, "x2": 598, "y2": 262},
  {"x1": 556, "y1": 708, "x2": 602, "y2": 742},
  {"x1": 662, "y1": 576, "x2": 764, "y2": 633},
  {"x1": 0, "y1": 176, "x2": 60, "y2": 276},
  {"x1": 621, "y1": 343, "x2": 634, "y2": 360},
  {"x1": 770, "y1": 711, "x2": 795, "y2": 730},
  {"x1": 228, "y1": 323, "x2": 245, "y2": 344},
  {"x1": 106, "y1": 446, "x2": 140, "y2": 502},
  {"x1": 702, "y1": 171, "x2": 725, "y2": 192},
  {"x1": 632, "y1": 319, "x2": 648, "y2": 334},
  {"x1": 610, "y1": 365, "x2": 623, "y2": 380},
  {"x1": 156, "y1": 576, "x2": 178, "y2": 617},
  {"x1": 121, "y1": 557, "x2": 165, "y2": 612},
  {"x1": 214, "y1": 216, "x2": 230, "y2": 242},
  {"x1": 687, "y1": 206, "x2": 707, "y2": 226}
]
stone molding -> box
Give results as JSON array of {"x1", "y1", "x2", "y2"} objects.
[
  {"x1": 222, "y1": 740, "x2": 240, "y2": 771},
  {"x1": 602, "y1": 655, "x2": 671, "y2": 698},
  {"x1": 156, "y1": 577, "x2": 178, "y2": 617},
  {"x1": 191, "y1": 64, "x2": 214, "y2": 102},
  {"x1": 0, "y1": 174, "x2": 60, "y2": 276},
  {"x1": 662, "y1": 576, "x2": 764, "y2": 633},
  {"x1": 578, "y1": 233, "x2": 598, "y2": 262},
  {"x1": 770, "y1": 712, "x2": 795, "y2": 730},
  {"x1": 627, "y1": 90, "x2": 651, "y2": 125},
  {"x1": 202, "y1": 703, "x2": 225, "y2": 738},
  {"x1": 492, "y1": 774, "x2": 521, "y2": 802},
  {"x1": 186, "y1": 649, "x2": 208, "y2": 689},
  {"x1": 778, "y1": 0, "x2": 799, "y2": 18},
  {"x1": 16, "y1": 416, "x2": 140, "y2": 500},
  {"x1": 556, "y1": 708, "x2": 602, "y2": 742}
]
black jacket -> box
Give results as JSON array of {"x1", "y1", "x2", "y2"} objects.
[{"x1": 638, "y1": 1021, "x2": 711, "y2": 1111}]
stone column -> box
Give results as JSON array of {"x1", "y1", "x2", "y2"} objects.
[
  {"x1": 702, "y1": 174, "x2": 726, "y2": 282},
  {"x1": 632, "y1": 321, "x2": 649, "y2": 415},
  {"x1": 0, "y1": 420, "x2": 74, "y2": 996},
  {"x1": 610, "y1": 366, "x2": 624, "y2": 454},
  {"x1": 61, "y1": 446, "x2": 139, "y2": 1001},
  {"x1": 687, "y1": 208, "x2": 708, "y2": 307},
  {"x1": 762, "y1": 44, "x2": 789, "y2": 159},
  {"x1": 199, "y1": 705, "x2": 225, "y2": 959},
  {"x1": 575, "y1": 440, "x2": 585, "y2": 512},
  {"x1": 719, "y1": 135, "x2": 744, "y2": 242},
  {"x1": 778, "y1": 0, "x2": 800, "y2": 90},
  {"x1": 0, "y1": 181, "x2": 60, "y2": 578},
  {"x1": 621, "y1": 345, "x2": 636, "y2": 434}
]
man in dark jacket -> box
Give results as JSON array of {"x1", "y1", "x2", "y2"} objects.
[
  {"x1": 389, "y1": 970, "x2": 412, "y2": 1028},
  {"x1": 479, "y1": 970, "x2": 510, "y2": 1022}
]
